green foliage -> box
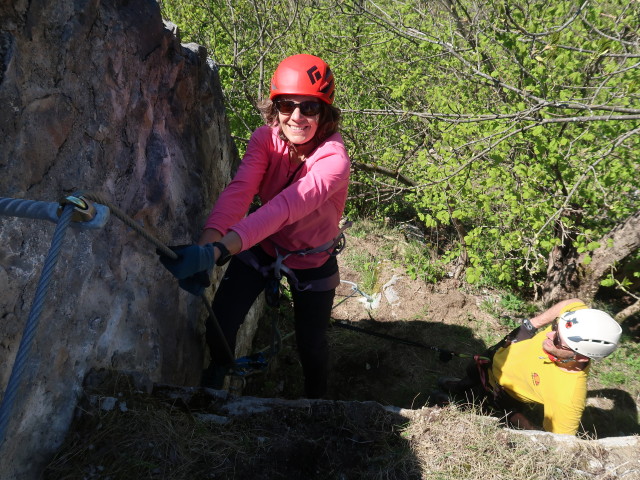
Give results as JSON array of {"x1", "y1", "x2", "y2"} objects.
[
  {"x1": 160, "y1": 0, "x2": 640, "y2": 294},
  {"x1": 598, "y1": 370, "x2": 627, "y2": 387},
  {"x1": 590, "y1": 334, "x2": 640, "y2": 391},
  {"x1": 404, "y1": 254, "x2": 443, "y2": 284},
  {"x1": 499, "y1": 294, "x2": 537, "y2": 317},
  {"x1": 344, "y1": 250, "x2": 380, "y2": 293},
  {"x1": 608, "y1": 337, "x2": 640, "y2": 371},
  {"x1": 480, "y1": 293, "x2": 537, "y2": 328}
]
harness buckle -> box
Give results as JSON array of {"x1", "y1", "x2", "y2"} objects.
[{"x1": 330, "y1": 232, "x2": 346, "y2": 256}]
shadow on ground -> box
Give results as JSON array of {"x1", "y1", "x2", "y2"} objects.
[
  {"x1": 242, "y1": 315, "x2": 487, "y2": 410},
  {"x1": 243, "y1": 304, "x2": 640, "y2": 438}
]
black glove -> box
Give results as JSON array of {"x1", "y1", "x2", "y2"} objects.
[
  {"x1": 178, "y1": 270, "x2": 211, "y2": 296},
  {"x1": 158, "y1": 244, "x2": 215, "y2": 280}
]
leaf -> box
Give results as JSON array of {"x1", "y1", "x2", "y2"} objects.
[
  {"x1": 587, "y1": 242, "x2": 601, "y2": 251},
  {"x1": 436, "y1": 210, "x2": 450, "y2": 223}
]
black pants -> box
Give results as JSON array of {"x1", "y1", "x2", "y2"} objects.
[{"x1": 205, "y1": 246, "x2": 337, "y2": 398}]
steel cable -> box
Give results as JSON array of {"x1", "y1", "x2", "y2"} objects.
[
  {"x1": 0, "y1": 204, "x2": 74, "y2": 446},
  {"x1": 80, "y1": 191, "x2": 177, "y2": 259}
]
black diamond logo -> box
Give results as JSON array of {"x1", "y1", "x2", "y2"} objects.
[{"x1": 307, "y1": 66, "x2": 322, "y2": 84}]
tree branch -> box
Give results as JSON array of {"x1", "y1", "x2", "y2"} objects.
[
  {"x1": 352, "y1": 161, "x2": 417, "y2": 187},
  {"x1": 342, "y1": 108, "x2": 640, "y2": 123}
]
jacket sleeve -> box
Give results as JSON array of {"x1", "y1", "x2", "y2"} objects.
[{"x1": 203, "y1": 127, "x2": 272, "y2": 235}]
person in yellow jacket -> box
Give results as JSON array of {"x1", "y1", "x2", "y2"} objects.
[{"x1": 437, "y1": 299, "x2": 622, "y2": 435}]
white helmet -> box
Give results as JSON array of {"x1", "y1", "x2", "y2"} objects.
[{"x1": 557, "y1": 309, "x2": 622, "y2": 359}]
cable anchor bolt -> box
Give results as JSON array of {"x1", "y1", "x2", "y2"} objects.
[{"x1": 57, "y1": 194, "x2": 97, "y2": 223}]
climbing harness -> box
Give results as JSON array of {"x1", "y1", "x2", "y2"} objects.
[
  {"x1": 237, "y1": 220, "x2": 350, "y2": 293},
  {"x1": 330, "y1": 319, "x2": 490, "y2": 363},
  {"x1": 220, "y1": 222, "x2": 353, "y2": 380}
]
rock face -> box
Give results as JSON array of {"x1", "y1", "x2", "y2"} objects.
[{"x1": 0, "y1": 0, "x2": 252, "y2": 477}]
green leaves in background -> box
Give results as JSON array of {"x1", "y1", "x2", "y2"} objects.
[{"x1": 160, "y1": 0, "x2": 640, "y2": 293}]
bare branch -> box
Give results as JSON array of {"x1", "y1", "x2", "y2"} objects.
[
  {"x1": 614, "y1": 300, "x2": 640, "y2": 323},
  {"x1": 342, "y1": 108, "x2": 640, "y2": 123},
  {"x1": 503, "y1": 0, "x2": 589, "y2": 38},
  {"x1": 352, "y1": 161, "x2": 417, "y2": 187}
]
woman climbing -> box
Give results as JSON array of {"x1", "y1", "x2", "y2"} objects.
[{"x1": 159, "y1": 54, "x2": 350, "y2": 398}]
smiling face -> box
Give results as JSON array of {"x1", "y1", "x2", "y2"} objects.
[{"x1": 276, "y1": 95, "x2": 320, "y2": 145}]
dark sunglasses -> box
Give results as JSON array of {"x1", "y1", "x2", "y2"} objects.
[
  {"x1": 274, "y1": 99, "x2": 321, "y2": 117},
  {"x1": 551, "y1": 320, "x2": 573, "y2": 351}
]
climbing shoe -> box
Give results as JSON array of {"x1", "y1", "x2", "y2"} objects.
[
  {"x1": 437, "y1": 376, "x2": 462, "y2": 393},
  {"x1": 428, "y1": 390, "x2": 452, "y2": 407}
]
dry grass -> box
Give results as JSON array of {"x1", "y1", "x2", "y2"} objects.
[
  {"x1": 44, "y1": 384, "x2": 241, "y2": 479},
  {"x1": 45, "y1": 378, "x2": 419, "y2": 479},
  {"x1": 45, "y1": 376, "x2": 630, "y2": 480},
  {"x1": 401, "y1": 404, "x2": 600, "y2": 480}
]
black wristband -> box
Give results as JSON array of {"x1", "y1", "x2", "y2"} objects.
[
  {"x1": 211, "y1": 242, "x2": 232, "y2": 266},
  {"x1": 521, "y1": 318, "x2": 536, "y2": 331}
]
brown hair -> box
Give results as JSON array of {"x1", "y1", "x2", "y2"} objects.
[{"x1": 257, "y1": 97, "x2": 342, "y2": 145}]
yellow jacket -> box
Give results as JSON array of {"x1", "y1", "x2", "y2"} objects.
[{"x1": 489, "y1": 301, "x2": 589, "y2": 434}]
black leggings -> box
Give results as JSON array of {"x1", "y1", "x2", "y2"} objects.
[{"x1": 206, "y1": 247, "x2": 337, "y2": 398}]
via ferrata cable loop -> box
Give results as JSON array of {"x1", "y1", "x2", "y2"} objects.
[
  {"x1": 57, "y1": 194, "x2": 97, "y2": 223},
  {"x1": 0, "y1": 195, "x2": 109, "y2": 229},
  {"x1": 0, "y1": 204, "x2": 75, "y2": 447}
]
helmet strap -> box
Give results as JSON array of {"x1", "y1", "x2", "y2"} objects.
[{"x1": 542, "y1": 351, "x2": 578, "y2": 364}]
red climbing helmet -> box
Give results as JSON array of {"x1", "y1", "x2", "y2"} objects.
[{"x1": 269, "y1": 54, "x2": 335, "y2": 104}]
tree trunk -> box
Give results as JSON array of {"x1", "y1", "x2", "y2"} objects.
[
  {"x1": 540, "y1": 210, "x2": 640, "y2": 318},
  {"x1": 615, "y1": 300, "x2": 640, "y2": 322},
  {"x1": 539, "y1": 243, "x2": 582, "y2": 305}
]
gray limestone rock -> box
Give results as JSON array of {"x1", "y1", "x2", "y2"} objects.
[{"x1": 0, "y1": 0, "x2": 257, "y2": 477}]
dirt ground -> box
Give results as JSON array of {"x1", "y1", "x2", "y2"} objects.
[
  {"x1": 241, "y1": 232, "x2": 506, "y2": 408},
  {"x1": 240, "y1": 231, "x2": 640, "y2": 439}
]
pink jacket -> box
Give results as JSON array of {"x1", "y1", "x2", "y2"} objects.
[{"x1": 204, "y1": 126, "x2": 350, "y2": 269}]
